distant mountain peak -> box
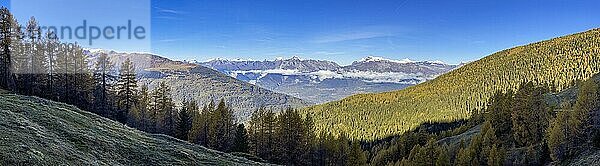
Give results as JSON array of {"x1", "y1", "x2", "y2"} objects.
[
  {"x1": 357, "y1": 56, "x2": 415, "y2": 64},
  {"x1": 356, "y1": 56, "x2": 449, "y2": 65},
  {"x1": 289, "y1": 56, "x2": 302, "y2": 61},
  {"x1": 84, "y1": 48, "x2": 155, "y2": 55}
]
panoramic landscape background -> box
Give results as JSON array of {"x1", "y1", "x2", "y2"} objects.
[{"x1": 2, "y1": 0, "x2": 600, "y2": 165}]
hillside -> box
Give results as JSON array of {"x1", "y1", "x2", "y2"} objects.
[
  {"x1": 0, "y1": 94, "x2": 267, "y2": 165},
  {"x1": 306, "y1": 28, "x2": 600, "y2": 140},
  {"x1": 138, "y1": 66, "x2": 311, "y2": 121},
  {"x1": 86, "y1": 50, "x2": 310, "y2": 122}
]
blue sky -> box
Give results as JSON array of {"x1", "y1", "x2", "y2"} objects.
[{"x1": 3, "y1": 0, "x2": 600, "y2": 65}]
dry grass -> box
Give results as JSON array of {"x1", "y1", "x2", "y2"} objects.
[{"x1": 0, "y1": 94, "x2": 270, "y2": 165}]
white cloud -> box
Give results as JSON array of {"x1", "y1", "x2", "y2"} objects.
[
  {"x1": 312, "y1": 25, "x2": 401, "y2": 43},
  {"x1": 228, "y1": 69, "x2": 438, "y2": 84}
]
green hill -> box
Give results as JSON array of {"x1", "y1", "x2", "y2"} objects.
[
  {"x1": 0, "y1": 94, "x2": 268, "y2": 165},
  {"x1": 306, "y1": 28, "x2": 600, "y2": 140}
]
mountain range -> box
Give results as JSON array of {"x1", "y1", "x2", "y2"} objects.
[
  {"x1": 85, "y1": 50, "x2": 310, "y2": 122},
  {"x1": 199, "y1": 56, "x2": 459, "y2": 103}
]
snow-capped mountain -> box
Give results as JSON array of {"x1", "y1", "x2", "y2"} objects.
[
  {"x1": 343, "y1": 56, "x2": 455, "y2": 75},
  {"x1": 199, "y1": 56, "x2": 459, "y2": 103},
  {"x1": 203, "y1": 56, "x2": 340, "y2": 73}
]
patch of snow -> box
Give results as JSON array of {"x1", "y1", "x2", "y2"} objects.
[
  {"x1": 425, "y1": 60, "x2": 447, "y2": 65},
  {"x1": 358, "y1": 56, "x2": 415, "y2": 64}
]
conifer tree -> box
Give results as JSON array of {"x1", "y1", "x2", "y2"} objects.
[
  {"x1": 275, "y1": 108, "x2": 307, "y2": 165},
  {"x1": 485, "y1": 90, "x2": 514, "y2": 145},
  {"x1": 303, "y1": 113, "x2": 317, "y2": 165},
  {"x1": 175, "y1": 100, "x2": 194, "y2": 140},
  {"x1": 44, "y1": 31, "x2": 59, "y2": 99},
  {"x1": 54, "y1": 43, "x2": 72, "y2": 103},
  {"x1": 435, "y1": 145, "x2": 450, "y2": 166},
  {"x1": 481, "y1": 121, "x2": 499, "y2": 164},
  {"x1": 93, "y1": 53, "x2": 116, "y2": 118},
  {"x1": 115, "y1": 58, "x2": 137, "y2": 123},
  {"x1": 336, "y1": 133, "x2": 351, "y2": 165},
  {"x1": 232, "y1": 124, "x2": 249, "y2": 153},
  {"x1": 11, "y1": 20, "x2": 26, "y2": 95},
  {"x1": 0, "y1": 7, "x2": 17, "y2": 90},
  {"x1": 189, "y1": 102, "x2": 213, "y2": 145},
  {"x1": 151, "y1": 82, "x2": 176, "y2": 135},
  {"x1": 132, "y1": 85, "x2": 151, "y2": 131},
  {"x1": 188, "y1": 108, "x2": 203, "y2": 143},
  {"x1": 347, "y1": 141, "x2": 367, "y2": 166},
  {"x1": 549, "y1": 78, "x2": 600, "y2": 162},
  {"x1": 248, "y1": 108, "x2": 277, "y2": 162},
  {"x1": 487, "y1": 144, "x2": 504, "y2": 166},
  {"x1": 574, "y1": 78, "x2": 600, "y2": 136},
  {"x1": 70, "y1": 45, "x2": 94, "y2": 111},
  {"x1": 25, "y1": 17, "x2": 45, "y2": 96},
  {"x1": 210, "y1": 99, "x2": 236, "y2": 152},
  {"x1": 455, "y1": 148, "x2": 472, "y2": 166},
  {"x1": 511, "y1": 82, "x2": 549, "y2": 147}
]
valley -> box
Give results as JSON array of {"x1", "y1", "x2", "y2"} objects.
[
  {"x1": 86, "y1": 50, "x2": 310, "y2": 122},
  {"x1": 200, "y1": 56, "x2": 458, "y2": 103}
]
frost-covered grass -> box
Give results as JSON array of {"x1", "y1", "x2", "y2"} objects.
[
  {"x1": 562, "y1": 148, "x2": 600, "y2": 166},
  {"x1": 0, "y1": 94, "x2": 269, "y2": 165}
]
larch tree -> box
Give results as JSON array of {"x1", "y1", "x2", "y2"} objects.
[
  {"x1": 248, "y1": 108, "x2": 277, "y2": 162},
  {"x1": 232, "y1": 124, "x2": 249, "y2": 153},
  {"x1": 150, "y1": 82, "x2": 176, "y2": 135},
  {"x1": 175, "y1": 100, "x2": 194, "y2": 140},
  {"x1": 511, "y1": 82, "x2": 549, "y2": 147},
  {"x1": 210, "y1": 99, "x2": 236, "y2": 152},
  {"x1": 44, "y1": 31, "x2": 59, "y2": 99},
  {"x1": 0, "y1": 7, "x2": 17, "y2": 90},
  {"x1": 275, "y1": 108, "x2": 307, "y2": 165},
  {"x1": 25, "y1": 16, "x2": 45, "y2": 96},
  {"x1": 189, "y1": 102, "x2": 213, "y2": 145},
  {"x1": 131, "y1": 84, "x2": 151, "y2": 131},
  {"x1": 347, "y1": 141, "x2": 367, "y2": 166},
  {"x1": 116, "y1": 58, "x2": 138, "y2": 124},
  {"x1": 93, "y1": 53, "x2": 116, "y2": 118}
]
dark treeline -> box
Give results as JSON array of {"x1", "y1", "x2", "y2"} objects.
[
  {"x1": 0, "y1": 8, "x2": 368, "y2": 165},
  {"x1": 364, "y1": 80, "x2": 600, "y2": 165}
]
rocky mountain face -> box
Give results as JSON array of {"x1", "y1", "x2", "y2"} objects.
[
  {"x1": 200, "y1": 56, "x2": 458, "y2": 103},
  {"x1": 86, "y1": 50, "x2": 310, "y2": 122},
  {"x1": 0, "y1": 94, "x2": 267, "y2": 165},
  {"x1": 206, "y1": 56, "x2": 340, "y2": 73},
  {"x1": 343, "y1": 56, "x2": 456, "y2": 75}
]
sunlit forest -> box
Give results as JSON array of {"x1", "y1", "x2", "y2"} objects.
[{"x1": 306, "y1": 28, "x2": 600, "y2": 140}]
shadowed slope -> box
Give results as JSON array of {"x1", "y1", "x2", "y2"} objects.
[{"x1": 0, "y1": 94, "x2": 268, "y2": 165}]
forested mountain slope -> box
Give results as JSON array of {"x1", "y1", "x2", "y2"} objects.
[
  {"x1": 138, "y1": 65, "x2": 311, "y2": 122},
  {"x1": 87, "y1": 50, "x2": 310, "y2": 122},
  {"x1": 306, "y1": 28, "x2": 600, "y2": 140},
  {"x1": 0, "y1": 94, "x2": 267, "y2": 165}
]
